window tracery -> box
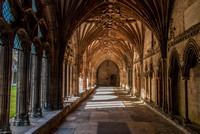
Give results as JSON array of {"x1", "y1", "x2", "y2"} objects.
[
  {"x1": 2, "y1": 0, "x2": 15, "y2": 24},
  {"x1": 14, "y1": 35, "x2": 23, "y2": 50},
  {"x1": 31, "y1": 43, "x2": 36, "y2": 54}
]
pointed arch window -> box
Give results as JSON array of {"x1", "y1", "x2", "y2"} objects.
[
  {"x1": 14, "y1": 35, "x2": 23, "y2": 50},
  {"x1": 3, "y1": 0, "x2": 15, "y2": 24},
  {"x1": 31, "y1": 43, "x2": 36, "y2": 55},
  {"x1": 32, "y1": 0, "x2": 37, "y2": 12},
  {"x1": 0, "y1": 39, "x2": 2, "y2": 45},
  {"x1": 43, "y1": 50, "x2": 46, "y2": 58},
  {"x1": 38, "y1": 25, "x2": 42, "y2": 38}
]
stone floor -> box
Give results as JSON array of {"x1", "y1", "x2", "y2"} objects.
[{"x1": 54, "y1": 87, "x2": 184, "y2": 134}]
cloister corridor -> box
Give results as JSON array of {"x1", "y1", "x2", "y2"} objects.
[{"x1": 53, "y1": 87, "x2": 183, "y2": 134}]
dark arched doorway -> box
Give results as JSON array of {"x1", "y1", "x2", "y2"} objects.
[{"x1": 97, "y1": 60, "x2": 120, "y2": 87}]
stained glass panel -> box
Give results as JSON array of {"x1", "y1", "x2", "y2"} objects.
[
  {"x1": 14, "y1": 35, "x2": 23, "y2": 50},
  {"x1": 31, "y1": 43, "x2": 36, "y2": 54},
  {"x1": 38, "y1": 25, "x2": 42, "y2": 38},
  {"x1": 32, "y1": 0, "x2": 37, "y2": 12},
  {"x1": 0, "y1": 39, "x2": 2, "y2": 45},
  {"x1": 43, "y1": 50, "x2": 46, "y2": 58},
  {"x1": 3, "y1": 0, "x2": 15, "y2": 24}
]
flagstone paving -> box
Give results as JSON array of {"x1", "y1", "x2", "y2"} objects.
[{"x1": 54, "y1": 87, "x2": 184, "y2": 134}]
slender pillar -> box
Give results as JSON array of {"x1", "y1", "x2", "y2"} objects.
[
  {"x1": 70, "y1": 65, "x2": 73, "y2": 96},
  {"x1": 162, "y1": 58, "x2": 168, "y2": 113},
  {"x1": 14, "y1": 50, "x2": 30, "y2": 126},
  {"x1": 168, "y1": 78, "x2": 172, "y2": 114},
  {"x1": 62, "y1": 62, "x2": 66, "y2": 99},
  {"x1": 45, "y1": 59, "x2": 51, "y2": 110},
  {"x1": 130, "y1": 69, "x2": 133, "y2": 95},
  {"x1": 66, "y1": 64, "x2": 70, "y2": 97},
  {"x1": 41, "y1": 58, "x2": 51, "y2": 110},
  {"x1": 149, "y1": 74, "x2": 152, "y2": 102},
  {"x1": 30, "y1": 55, "x2": 42, "y2": 118},
  {"x1": 183, "y1": 77, "x2": 189, "y2": 123},
  {"x1": 83, "y1": 69, "x2": 87, "y2": 90},
  {"x1": 65, "y1": 63, "x2": 68, "y2": 98},
  {"x1": 0, "y1": 45, "x2": 12, "y2": 133}
]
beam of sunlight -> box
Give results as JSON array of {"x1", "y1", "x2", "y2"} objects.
[
  {"x1": 95, "y1": 91, "x2": 115, "y2": 95},
  {"x1": 92, "y1": 95, "x2": 118, "y2": 101},
  {"x1": 85, "y1": 101, "x2": 125, "y2": 109}
]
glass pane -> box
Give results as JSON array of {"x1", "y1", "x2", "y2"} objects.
[
  {"x1": 0, "y1": 39, "x2": 2, "y2": 45},
  {"x1": 3, "y1": 0, "x2": 15, "y2": 24},
  {"x1": 31, "y1": 43, "x2": 36, "y2": 54},
  {"x1": 43, "y1": 50, "x2": 46, "y2": 58},
  {"x1": 38, "y1": 25, "x2": 42, "y2": 38},
  {"x1": 14, "y1": 35, "x2": 23, "y2": 50},
  {"x1": 32, "y1": 0, "x2": 37, "y2": 12}
]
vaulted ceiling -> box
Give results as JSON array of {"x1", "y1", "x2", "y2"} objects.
[{"x1": 43, "y1": 0, "x2": 174, "y2": 69}]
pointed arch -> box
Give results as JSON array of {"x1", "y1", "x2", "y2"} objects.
[
  {"x1": 168, "y1": 48, "x2": 182, "y2": 77},
  {"x1": 183, "y1": 39, "x2": 200, "y2": 77},
  {"x1": 0, "y1": 18, "x2": 13, "y2": 46}
]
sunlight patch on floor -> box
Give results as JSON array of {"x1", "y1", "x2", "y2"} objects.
[
  {"x1": 92, "y1": 95, "x2": 118, "y2": 101},
  {"x1": 85, "y1": 101, "x2": 125, "y2": 109}
]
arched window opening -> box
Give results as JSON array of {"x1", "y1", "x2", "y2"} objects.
[
  {"x1": 185, "y1": 48, "x2": 200, "y2": 125},
  {"x1": 0, "y1": 38, "x2": 2, "y2": 45},
  {"x1": 32, "y1": 0, "x2": 37, "y2": 12},
  {"x1": 38, "y1": 25, "x2": 42, "y2": 38},
  {"x1": 10, "y1": 34, "x2": 23, "y2": 118},
  {"x1": 2, "y1": 0, "x2": 15, "y2": 24}
]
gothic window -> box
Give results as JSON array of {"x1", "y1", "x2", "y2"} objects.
[
  {"x1": 38, "y1": 25, "x2": 42, "y2": 38},
  {"x1": 14, "y1": 35, "x2": 23, "y2": 50},
  {"x1": 43, "y1": 50, "x2": 46, "y2": 58},
  {"x1": 31, "y1": 43, "x2": 36, "y2": 55},
  {"x1": 2, "y1": 0, "x2": 15, "y2": 24},
  {"x1": 0, "y1": 39, "x2": 2, "y2": 45},
  {"x1": 32, "y1": 0, "x2": 37, "y2": 12}
]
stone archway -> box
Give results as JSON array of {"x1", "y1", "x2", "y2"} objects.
[{"x1": 97, "y1": 60, "x2": 120, "y2": 87}]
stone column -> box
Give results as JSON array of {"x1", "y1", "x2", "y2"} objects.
[
  {"x1": 183, "y1": 77, "x2": 189, "y2": 123},
  {"x1": 70, "y1": 65, "x2": 73, "y2": 96},
  {"x1": 45, "y1": 59, "x2": 51, "y2": 110},
  {"x1": 158, "y1": 77, "x2": 161, "y2": 107},
  {"x1": 41, "y1": 58, "x2": 51, "y2": 110},
  {"x1": 72, "y1": 65, "x2": 76, "y2": 95},
  {"x1": 64, "y1": 63, "x2": 68, "y2": 98},
  {"x1": 0, "y1": 45, "x2": 12, "y2": 133},
  {"x1": 149, "y1": 73, "x2": 153, "y2": 102},
  {"x1": 66, "y1": 63, "x2": 70, "y2": 98},
  {"x1": 30, "y1": 55, "x2": 42, "y2": 118},
  {"x1": 83, "y1": 69, "x2": 87, "y2": 90},
  {"x1": 14, "y1": 50, "x2": 30, "y2": 126},
  {"x1": 130, "y1": 68, "x2": 133, "y2": 95},
  {"x1": 162, "y1": 58, "x2": 168, "y2": 113},
  {"x1": 62, "y1": 62, "x2": 66, "y2": 99},
  {"x1": 168, "y1": 78, "x2": 172, "y2": 114},
  {"x1": 73, "y1": 62, "x2": 79, "y2": 96},
  {"x1": 145, "y1": 73, "x2": 148, "y2": 99}
]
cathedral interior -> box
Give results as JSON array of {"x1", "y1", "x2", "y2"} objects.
[{"x1": 0, "y1": 0, "x2": 200, "y2": 133}]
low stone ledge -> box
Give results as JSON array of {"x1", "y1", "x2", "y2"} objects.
[
  {"x1": 143, "y1": 101, "x2": 192, "y2": 134},
  {"x1": 11, "y1": 87, "x2": 96, "y2": 134}
]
